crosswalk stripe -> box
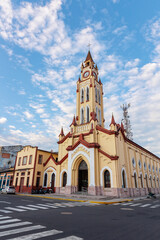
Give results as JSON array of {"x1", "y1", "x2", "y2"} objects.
[
  {"x1": 121, "y1": 202, "x2": 132, "y2": 206},
  {"x1": 62, "y1": 203, "x2": 75, "y2": 207},
  {"x1": 16, "y1": 206, "x2": 38, "y2": 211},
  {"x1": 56, "y1": 236, "x2": 83, "y2": 240},
  {"x1": 0, "y1": 221, "x2": 32, "y2": 230},
  {"x1": 53, "y1": 203, "x2": 67, "y2": 208},
  {"x1": 0, "y1": 225, "x2": 45, "y2": 237},
  {"x1": 5, "y1": 207, "x2": 26, "y2": 212},
  {"x1": 113, "y1": 203, "x2": 120, "y2": 205},
  {"x1": 37, "y1": 204, "x2": 58, "y2": 209},
  {"x1": 0, "y1": 219, "x2": 21, "y2": 225},
  {"x1": 0, "y1": 216, "x2": 11, "y2": 220},
  {"x1": 140, "y1": 204, "x2": 151, "y2": 208},
  {"x1": 7, "y1": 229, "x2": 63, "y2": 240},
  {"x1": 0, "y1": 209, "x2": 12, "y2": 213},
  {"x1": 150, "y1": 204, "x2": 160, "y2": 209},
  {"x1": 27, "y1": 205, "x2": 49, "y2": 210},
  {"x1": 129, "y1": 203, "x2": 142, "y2": 207}
]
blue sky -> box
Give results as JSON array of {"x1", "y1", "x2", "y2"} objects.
[{"x1": 0, "y1": 0, "x2": 160, "y2": 156}]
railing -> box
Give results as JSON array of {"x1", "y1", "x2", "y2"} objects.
[{"x1": 75, "y1": 123, "x2": 90, "y2": 133}]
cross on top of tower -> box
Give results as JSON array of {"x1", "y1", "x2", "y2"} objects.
[{"x1": 87, "y1": 42, "x2": 91, "y2": 50}]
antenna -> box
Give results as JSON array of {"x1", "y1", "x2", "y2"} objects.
[{"x1": 120, "y1": 103, "x2": 133, "y2": 140}]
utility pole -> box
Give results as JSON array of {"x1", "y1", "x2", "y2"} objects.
[{"x1": 120, "y1": 103, "x2": 133, "y2": 140}]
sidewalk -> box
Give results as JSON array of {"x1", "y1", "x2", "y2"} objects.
[{"x1": 16, "y1": 192, "x2": 152, "y2": 205}]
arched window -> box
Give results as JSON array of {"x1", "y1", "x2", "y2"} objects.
[
  {"x1": 122, "y1": 169, "x2": 127, "y2": 188},
  {"x1": 86, "y1": 106, "x2": 89, "y2": 123},
  {"x1": 43, "y1": 173, "x2": 47, "y2": 187},
  {"x1": 98, "y1": 109, "x2": 101, "y2": 125},
  {"x1": 95, "y1": 88, "x2": 97, "y2": 102},
  {"x1": 62, "y1": 172, "x2": 67, "y2": 187},
  {"x1": 96, "y1": 107, "x2": 98, "y2": 121},
  {"x1": 98, "y1": 90, "x2": 101, "y2": 104},
  {"x1": 150, "y1": 176, "x2": 153, "y2": 188},
  {"x1": 140, "y1": 173, "x2": 143, "y2": 188},
  {"x1": 145, "y1": 174, "x2": 148, "y2": 188},
  {"x1": 157, "y1": 178, "x2": 159, "y2": 188},
  {"x1": 104, "y1": 170, "x2": 111, "y2": 188},
  {"x1": 81, "y1": 89, "x2": 84, "y2": 103},
  {"x1": 134, "y1": 172, "x2": 137, "y2": 188},
  {"x1": 153, "y1": 176, "x2": 156, "y2": 188},
  {"x1": 86, "y1": 87, "x2": 89, "y2": 101},
  {"x1": 81, "y1": 108, "x2": 84, "y2": 124}
]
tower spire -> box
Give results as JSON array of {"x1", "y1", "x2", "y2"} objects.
[
  {"x1": 84, "y1": 50, "x2": 95, "y2": 64},
  {"x1": 110, "y1": 113, "x2": 116, "y2": 126}
]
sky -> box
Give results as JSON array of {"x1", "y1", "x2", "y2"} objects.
[{"x1": 0, "y1": 0, "x2": 160, "y2": 156}]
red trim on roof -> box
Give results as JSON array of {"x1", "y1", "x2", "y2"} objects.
[
  {"x1": 125, "y1": 137, "x2": 160, "y2": 160},
  {"x1": 43, "y1": 154, "x2": 57, "y2": 167},
  {"x1": 98, "y1": 149, "x2": 119, "y2": 160},
  {"x1": 66, "y1": 138, "x2": 100, "y2": 151},
  {"x1": 58, "y1": 132, "x2": 71, "y2": 144},
  {"x1": 96, "y1": 125, "x2": 115, "y2": 135},
  {"x1": 58, "y1": 154, "x2": 68, "y2": 164},
  {"x1": 43, "y1": 153, "x2": 68, "y2": 166}
]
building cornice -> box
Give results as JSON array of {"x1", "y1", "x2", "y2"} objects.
[
  {"x1": 96, "y1": 125, "x2": 116, "y2": 135},
  {"x1": 98, "y1": 149, "x2": 119, "y2": 160}
]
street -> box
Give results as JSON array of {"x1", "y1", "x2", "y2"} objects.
[{"x1": 0, "y1": 194, "x2": 160, "y2": 240}]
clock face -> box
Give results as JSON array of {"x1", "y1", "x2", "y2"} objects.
[
  {"x1": 93, "y1": 72, "x2": 97, "y2": 79},
  {"x1": 83, "y1": 71, "x2": 89, "y2": 78}
]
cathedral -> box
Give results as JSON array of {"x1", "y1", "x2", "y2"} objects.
[{"x1": 13, "y1": 51, "x2": 160, "y2": 197}]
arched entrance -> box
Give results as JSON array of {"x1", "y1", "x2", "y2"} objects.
[
  {"x1": 51, "y1": 173, "x2": 55, "y2": 192},
  {"x1": 78, "y1": 160, "x2": 88, "y2": 192}
]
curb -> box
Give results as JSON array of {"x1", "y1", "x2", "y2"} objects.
[{"x1": 16, "y1": 194, "x2": 133, "y2": 205}]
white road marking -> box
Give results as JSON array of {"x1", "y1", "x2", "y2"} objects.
[
  {"x1": 0, "y1": 225, "x2": 45, "y2": 237},
  {"x1": 0, "y1": 216, "x2": 11, "y2": 220},
  {"x1": 56, "y1": 236, "x2": 83, "y2": 240},
  {"x1": 53, "y1": 203, "x2": 67, "y2": 208},
  {"x1": 150, "y1": 204, "x2": 160, "y2": 209},
  {"x1": 37, "y1": 204, "x2": 58, "y2": 209},
  {"x1": 120, "y1": 208, "x2": 134, "y2": 211},
  {"x1": 0, "y1": 219, "x2": 21, "y2": 224},
  {"x1": 7, "y1": 229, "x2": 63, "y2": 240},
  {"x1": 0, "y1": 201, "x2": 11, "y2": 204},
  {"x1": 16, "y1": 206, "x2": 38, "y2": 211},
  {"x1": 0, "y1": 221, "x2": 32, "y2": 230},
  {"x1": 140, "y1": 204, "x2": 151, "y2": 208},
  {"x1": 0, "y1": 209, "x2": 12, "y2": 213},
  {"x1": 27, "y1": 205, "x2": 49, "y2": 210},
  {"x1": 121, "y1": 202, "x2": 132, "y2": 206},
  {"x1": 61, "y1": 203, "x2": 75, "y2": 207},
  {"x1": 5, "y1": 207, "x2": 26, "y2": 212},
  {"x1": 129, "y1": 203, "x2": 142, "y2": 207}
]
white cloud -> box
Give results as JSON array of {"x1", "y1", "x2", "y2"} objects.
[
  {"x1": 0, "y1": 117, "x2": 7, "y2": 124},
  {"x1": 113, "y1": 26, "x2": 127, "y2": 35},
  {"x1": 23, "y1": 111, "x2": 34, "y2": 120},
  {"x1": 18, "y1": 89, "x2": 26, "y2": 95},
  {"x1": 9, "y1": 125, "x2": 16, "y2": 129},
  {"x1": 112, "y1": 0, "x2": 120, "y2": 3}
]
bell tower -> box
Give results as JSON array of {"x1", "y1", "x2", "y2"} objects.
[{"x1": 75, "y1": 51, "x2": 104, "y2": 129}]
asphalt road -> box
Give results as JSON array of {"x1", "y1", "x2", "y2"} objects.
[{"x1": 0, "y1": 194, "x2": 160, "y2": 240}]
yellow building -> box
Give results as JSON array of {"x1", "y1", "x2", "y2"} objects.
[
  {"x1": 14, "y1": 51, "x2": 160, "y2": 197},
  {"x1": 56, "y1": 51, "x2": 160, "y2": 197},
  {"x1": 13, "y1": 146, "x2": 58, "y2": 193}
]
